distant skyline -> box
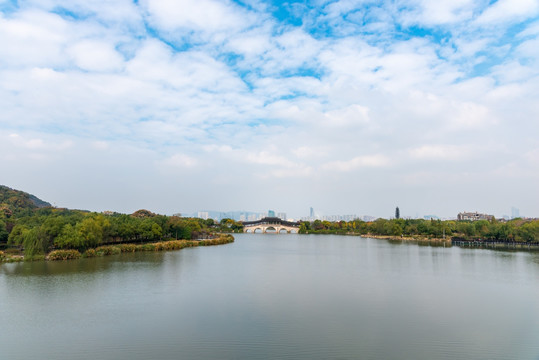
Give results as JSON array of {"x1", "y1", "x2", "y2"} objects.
[
  {"x1": 185, "y1": 206, "x2": 526, "y2": 221},
  {"x1": 1, "y1": 0, "x2": 538, "y2": 219}
]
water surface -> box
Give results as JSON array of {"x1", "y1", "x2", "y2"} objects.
[{"x1": 1, "y1": 234, "x2": 538, "y2": 359}]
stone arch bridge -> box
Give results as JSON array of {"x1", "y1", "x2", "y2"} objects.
[{"x1": 242, "y1": 217, "x2": 300, "y2": 234}]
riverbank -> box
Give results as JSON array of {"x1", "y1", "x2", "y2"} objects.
[
  {"x1": 365, "y1": 234, "x2": 539, "y2": 251},
  {"x1": 361, "y1": 234, "x2": 451, "y2": 242},
  {"x1": 0, "y1": 234, "x2": 234, "y2": 263}
]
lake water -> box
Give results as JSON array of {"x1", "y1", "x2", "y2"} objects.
[{"x1": 1, "y1": 234, "x2": 539, "y2": 360}]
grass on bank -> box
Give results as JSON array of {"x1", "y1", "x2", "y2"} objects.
[{"x1": 0, "y1": 235, "x2": 234, "y2": 262}]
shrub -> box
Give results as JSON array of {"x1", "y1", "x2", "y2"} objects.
[
  {"x1": 25, "y1": 254, "x2": 46, "y2": 262},
  {"x1": 95, "y1": 246, "x2": 121, "y2": 256},
  {"x1": 138, "y1": 243, "x2": 156, "y2": 251},
  {"x1": 153, "y1": 242, "x2": 165, "y2": 251},
  {"x1": 199, "y1": 235, "x2": 234, "y2": 246},
  {"x1": 4, "y1": 248, "x2": 21, "y2": 255},
  {"x1": 48, "y1": 250, "x2": 81, "y2": 261},
  {"x1": 83, "y1": 248, "x2": 97, "y2": 258},
  {"x1": 118, "y1": 244, "x2": 137, "y2": 253}
]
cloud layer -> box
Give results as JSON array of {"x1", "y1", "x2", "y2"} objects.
[{"x1": 1, "y1": 0, "x2": 538, "y2": 218}]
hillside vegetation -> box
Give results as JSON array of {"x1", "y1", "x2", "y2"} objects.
[
  {"x1": 0, "y1": 186, "x2": 232, "y2": 259},
  {"x1": 0, "y1": 185, "x2": 51, "y2": 217}
]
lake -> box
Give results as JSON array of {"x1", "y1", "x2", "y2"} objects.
[{"x1": 1, "y1": 234, "x2": 538, "y2": 360}]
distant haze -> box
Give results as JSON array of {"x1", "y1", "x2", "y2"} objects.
[{"x1": 1, "y1": 1, "x2": 538, "y2": 219}]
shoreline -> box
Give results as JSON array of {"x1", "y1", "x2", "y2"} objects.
[
  {"x1": 363, "y1": 234, "x2": 539, "y2": 251},
  {"x1": 0, "y1": 234, "x2": 234, "y2": 263},
  {"x1": 362, "y1": 234, "x2": 451, "y2": 242}
]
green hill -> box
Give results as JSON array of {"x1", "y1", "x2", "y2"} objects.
[{"x1": 0, "y1": 185, "x2": 51, "y2": 218}]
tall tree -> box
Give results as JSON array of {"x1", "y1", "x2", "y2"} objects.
[{"x1": 395, "y1": 207, "x2": 400, "y2": 219}]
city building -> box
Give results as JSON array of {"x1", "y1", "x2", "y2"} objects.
[
  {"x1": 361, "y1": 215, "x2": 377, "y2": 222},
  {"x1": 511, "y1": 207, "x2": 520, "y2": 219},
  {"x1": 457, "y1": 212, "x2": 494, "y2": 221},
  {"x1": 197, "y1": 211, "x2": 209, "y2": 220}
]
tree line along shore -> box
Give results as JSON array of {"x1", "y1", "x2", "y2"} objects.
[
  {"x1": 1, "y1": 185, "x2": 538, "y2": 262},
  {"x1": 0, "y1": 206, "x2": 236, "y2": 262},
  {"x1": 1, "y1": 235, "x2": 234, "y2": 263},
  {"x1": 298, "y1": 217, "x2": 539, "y2": 243},
  {"x1": 1, "y1": 185, "x2": 238, "y2": 262}
]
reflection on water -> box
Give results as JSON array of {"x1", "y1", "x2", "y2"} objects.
[
  {"x1": 1, "y1": 251, "x2": 170, "y2": 276},
  {"x1": 1, "y1": 234, "x2": 539, "y2": 360},
  {"x1": 385, "y1": 238, "x2": 450, "y2": 247}
]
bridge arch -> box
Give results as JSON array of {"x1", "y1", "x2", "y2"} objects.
[{"x1": 242, "y1": 217, "x2": 300, "y2": 234}]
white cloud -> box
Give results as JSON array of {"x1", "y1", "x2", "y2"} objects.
[
  {"x1": 403, "y1": 0, "x2": 476, "y2": 25},
  {"x1": 292, "y1": 146, "x2": 328, "y2": 159},
  {"x1": 227, "y1": 31, "x2": 272, "y2": 57},
  {"x1": 246, "y1": 151, "x2": 297, "y2": 168},
  {"x1": 322, "y1": 154, "x2": 390, "y2": 172},
  {"x1": 92, "y1": 141, "x2": 110, "y2": 150},
  {"x1": 161, "y1": 153, "x2": 198, "y2": 168},
  {"x1": 448, "y1": 101, "x2": 491, "y2": 130},
  {"x1": 409, "y1": 145, "x2": 471, "y2": 161},
  {"x1": 490, "y1": 61, "x2": 537, "y2": 84},
  {"x1": 126, "y1": 39, "x2": 247, "y2": 93},
  {"x1": 0, "y1": 10, "x2": 70, "y2": 67},
  {"x1": 476, "y1": 0, "x2": 539, "y2": 24},
  {"x1": 265, "y1": 165, "x2": 314, "y2": 179},
  {"x1": 0, "y1": 0, "x2": 538, "y2": 217},
  {"x1": 516, "y1": 37, "x2": 539, "y2": 59},
  {"x1": 323, "y1": 104, "x2": 370, "y2": 127},
  {"x1": 524, "y1": 148, "x2": 539, "y2": 166},
  {"x1": 256, "y1": 28, "x2": 324, "y2": 76},
  {"x1": 8, "y1": 133, "x2": 73, "y2": 151},
  {"x1": 141, "y1": 0, "x2": 257, "y2": 42},
  {"x1": 68, "y1": 40, "x2": 125, "y2": 72},
  {"x1": 517, "y1": 20, "x2": 539, "y2": 37}
]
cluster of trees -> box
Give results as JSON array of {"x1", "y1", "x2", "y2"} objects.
[
  {"x1": 299, "y1": 218, "x2": 539, "y2": 242},
  {"x1": 1, "y1": 185, "x2": 51, "y2": 244},
  {"x1": 3, "y1": 207, "x2": 217, "y2": 257},
  {"x1": 1, "y1": 185, "x2": 250, "y2": 260},
  {"x1": 217, "y1": 218, "x2": 244, "y2": 232}
]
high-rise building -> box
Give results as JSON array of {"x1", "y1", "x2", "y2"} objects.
[
  {"x1": 310, "y1": 207, "x2": 314, "y2": 219},
  {"x1": 511, "y1": 207, "x2": 520, "y2": 219},
  {"x1": 268, "y1": 210, "x2": 275, "y2": 217},
  {"x1": 277, "y1": 212, "x2": 287, "y2": 220},
  {"x1": 197, "y1": 211, "x2": 209, "y2": 220},
  {"x1": 457, "y1": 212, "x2": 493, "y2": 221}
]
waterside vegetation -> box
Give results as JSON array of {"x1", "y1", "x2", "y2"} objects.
[
  {"x1": 0, "y1": 185, "x2": 234, "y2": 262},
  {"x1": 1, "y1": 235, "x2": 234, "y2": 262},
  {"x1": 298, "y1": 217, "x2": 539, "y2": 243}
]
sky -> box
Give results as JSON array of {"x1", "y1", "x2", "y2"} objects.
[{"x1": 0, "y1": 0, "x2": 538, "y2": 219}]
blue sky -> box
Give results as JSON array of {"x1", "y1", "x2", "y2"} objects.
[{"x1": 1, "y1": 0, "x2": 538, "y2": 219}]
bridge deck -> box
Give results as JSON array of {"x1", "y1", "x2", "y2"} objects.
[{"x1": 242, "y1": 217, "x2": 300, "y2": 227}]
